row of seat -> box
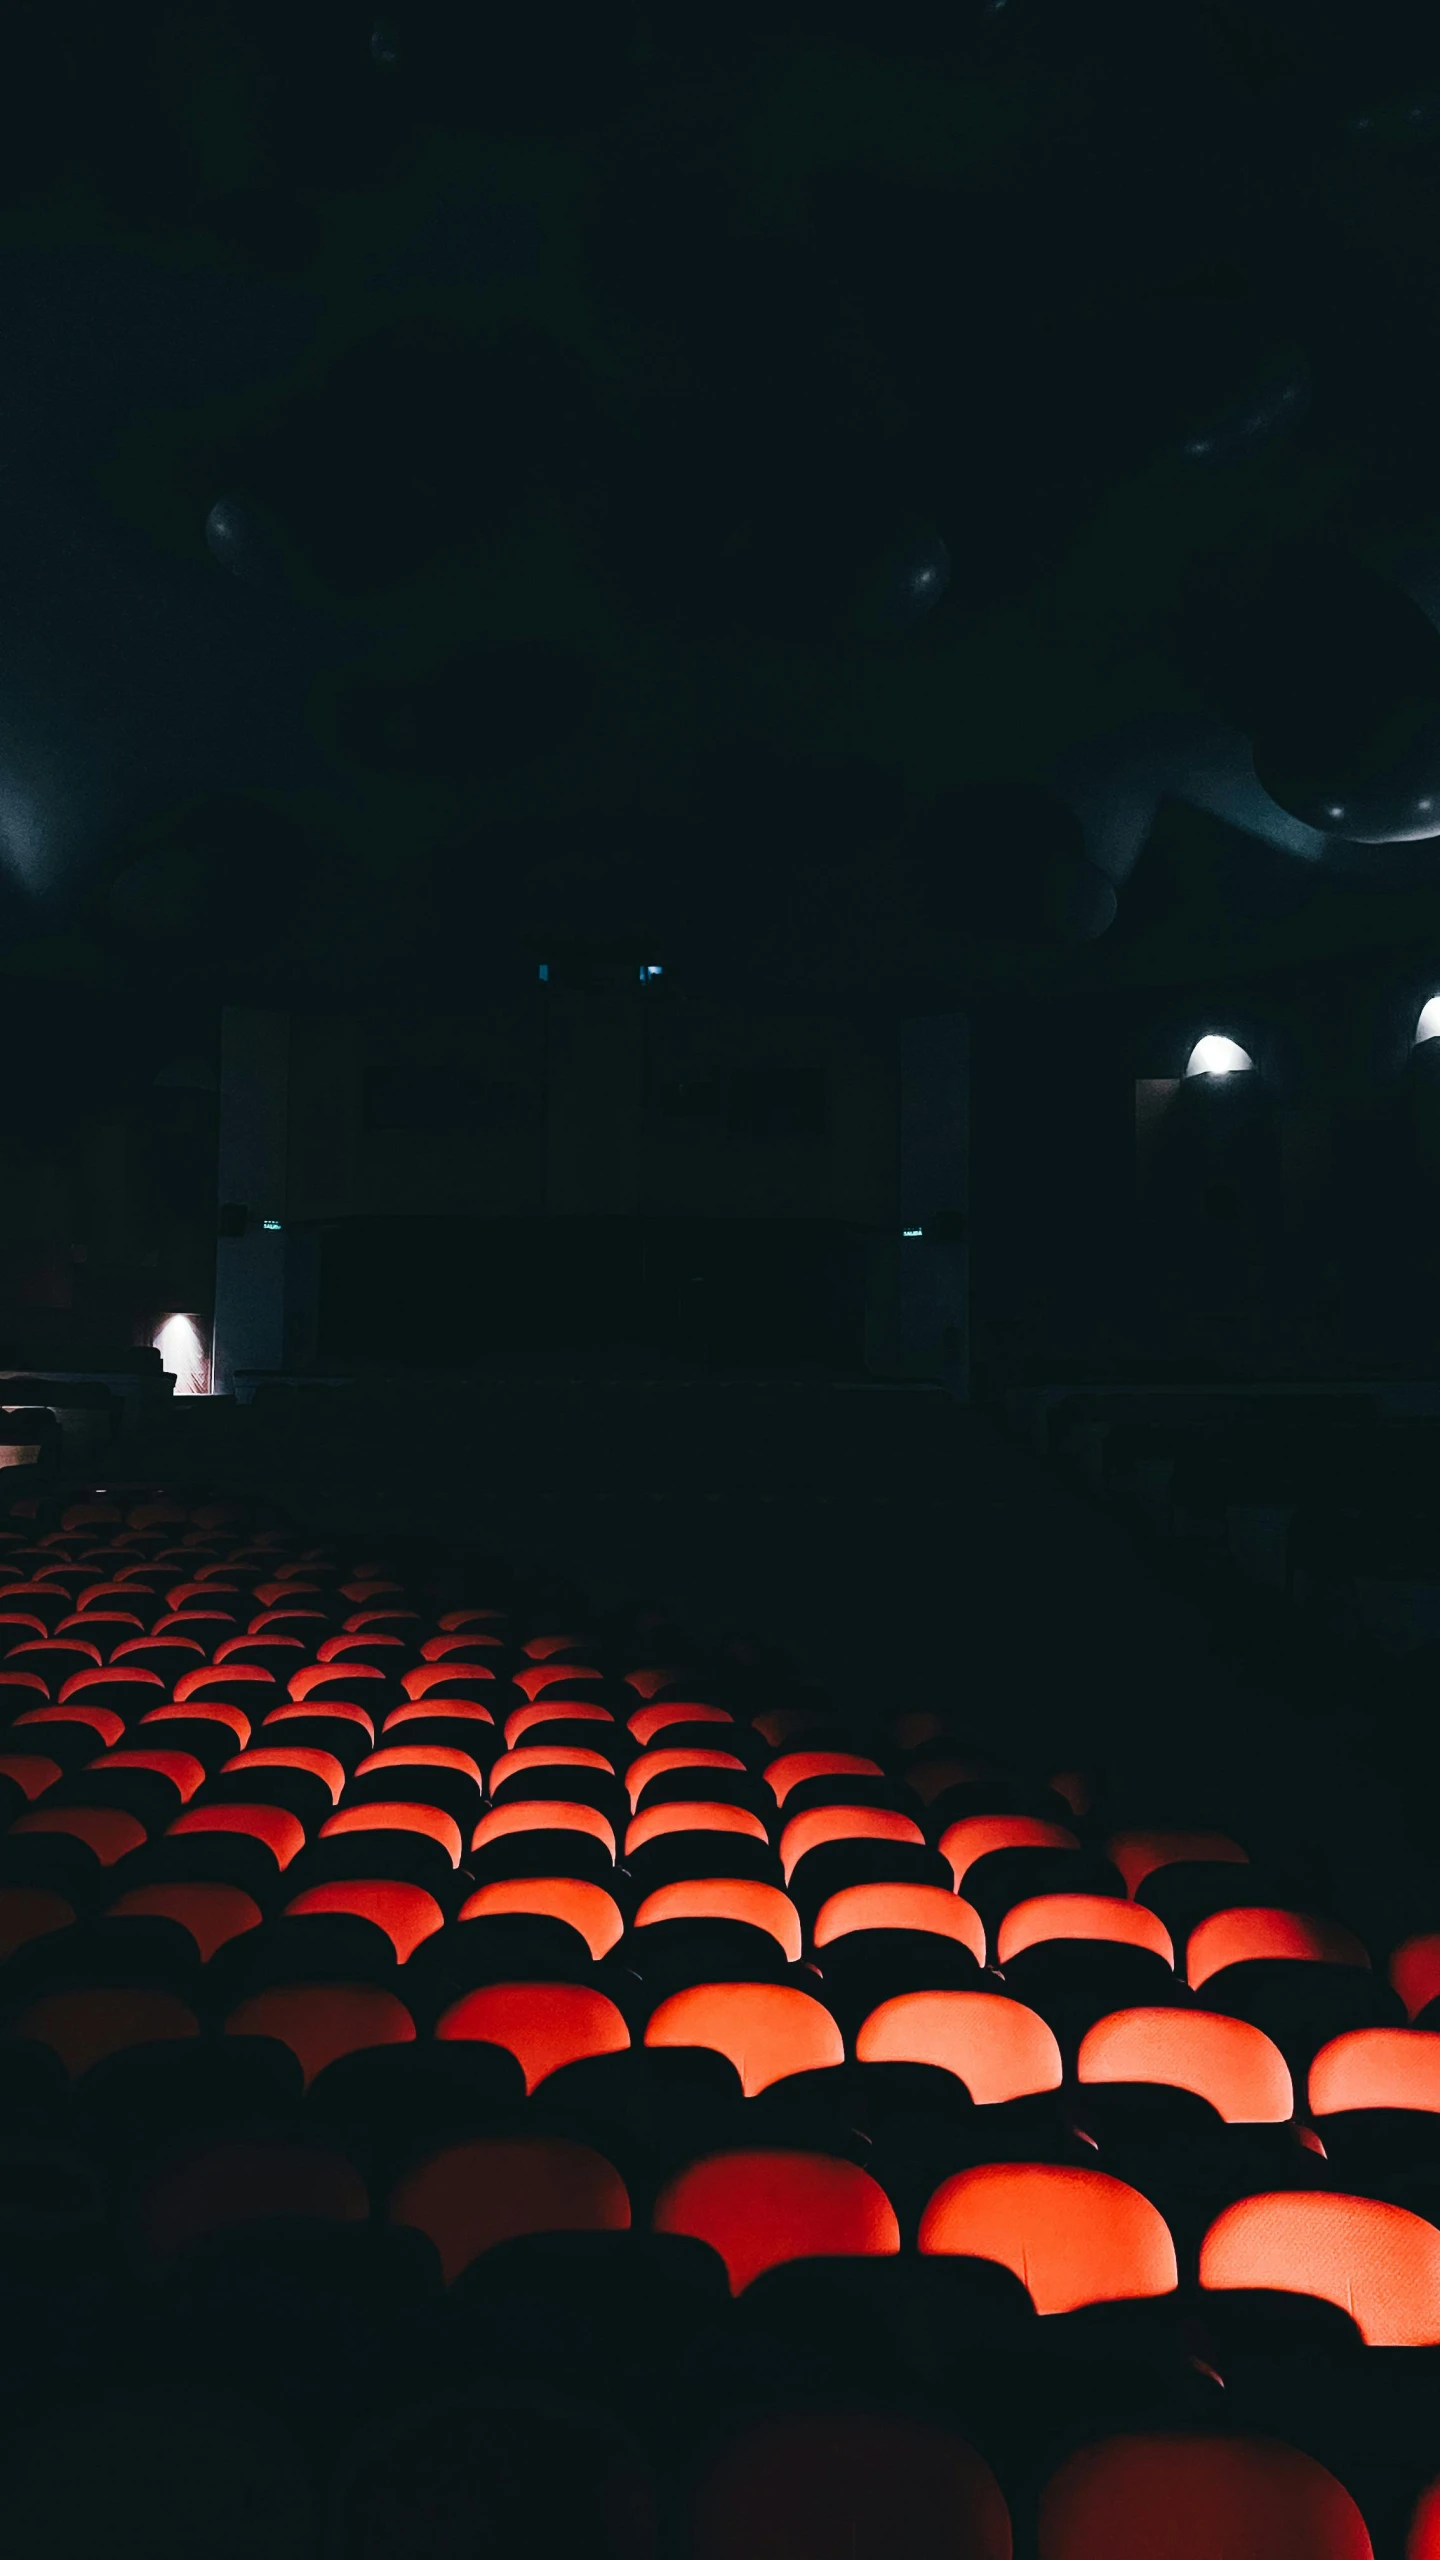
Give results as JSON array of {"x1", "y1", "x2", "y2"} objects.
[
  {"x1": 0, "y1": 2396, "x2": 1426, "y2": 2560},
  {"x1": 2, "y1": 1484, "x2": 1439, "y2": 2556}
]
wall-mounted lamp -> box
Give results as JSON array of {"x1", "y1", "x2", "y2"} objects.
[{"x1": 1185, "y1": 1034, "x2": 1254, "y2": 1079}]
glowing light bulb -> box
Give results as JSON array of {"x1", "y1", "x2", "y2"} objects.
[{"x1": 1185, "y1": 1035, "x2": 1254, "y2": 1079}]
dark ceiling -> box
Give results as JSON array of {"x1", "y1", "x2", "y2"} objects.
[{"x1": 5, "y1": 0, "x2": 1440, "y2": 1018}]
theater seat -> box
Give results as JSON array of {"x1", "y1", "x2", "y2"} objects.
[
  {"x1": 389, "y1": 2135, "x2": 630, "y2": 2283},
  {"x1": 1077, "y1": 2007, "x2": 1293, "y2": 2123},
  {"x1": 691, "y1": 2412, "x2": 1012, "y2": 2560},
  {"x1": 918, "y1": 2162, "x2": 1178, "y2": 2314},
  {"x1": 644, "y1": 1981, "x2": 842, "y2": 2097},
  {"x1": 653, "y1": 2149, "x2": 900, "y2": 2293},
  {"x1": 329, "y1": 2398, "x2": 656, "y2": 2560},
  {"x1": 1199, "y1": 2189, "x2": 1440, "y2": 2343},
  {"x1": 436, "y1": 1981, "x2": 630, "y2": 2091},
  {"x1": 1038, "y1": 2432, "x2": 1373, "y2": 2559},
  {"x1": 856, "y1": 1990, "x2": 1062, "y2": 2105}
]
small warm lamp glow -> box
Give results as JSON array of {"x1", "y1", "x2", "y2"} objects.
[
  {"x1": 154, "y1": 1313, "x2": 209, "y2": 1397},
  {"x1": 1416, "y1": 995, "x2": 1440, "y2": 1045},
  {"x1": 1185, "y1": 1034, "x2": 1254, "y2": 1079}
]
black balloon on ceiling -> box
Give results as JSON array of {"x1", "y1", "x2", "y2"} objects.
[{"x1": 1200, "y1": 545, "x2": 1440, "y2": 844}]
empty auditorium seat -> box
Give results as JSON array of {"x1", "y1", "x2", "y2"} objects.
[
  {"x1": 226, "y1": 1982, "x2": 417, "y2": 2086},
  {"x1": 142, "y1": 2139, "x2": 369, "y2": 2256},
  {"x1": 653, "y1": 2149, "x2": 900, "y2": 2292},
  {"x1": 690, "y1": 2412, "x2": 1012, "y2": 2560},
  {"x1": 644, "y1": 1981, "x2": 843, "y2": 2095},
  {"x1": 918, "y1": 2163, "x2": 1178, "y2": 2313},
  {"x1": 329, "y1": 2398, "x2": 656, "y2": 2560},
  {"x1": 389, "y1": 2136, "x2": 630, "y2": 2282},
  {"x1": 1200, "y1": 2189, "x2": 1440, "y2": 2343},
  {"x1": 856, "y1": 1989, "x2": 1063, "y2": 2103},
  {"x1": 436, "y1": 1981, "x2": 630, "y2": 2090},
  {"x1": 1038, "y1": 2432, "x2": 1373, "y2": 2559},
  {"x1": 1077, "y1": 2007, "x2": 1293, "y2": 2121}
]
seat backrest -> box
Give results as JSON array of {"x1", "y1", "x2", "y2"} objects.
[
  {"x1": 1078, "y1": 2007, "x2": 1292, "y2": 2123},
  {"x1": 996, "y1": 1895, "x2": 1173, "y2": 1968},
  {"x1": 632, "y1": 1877, "x2": 800, "y2": 1961},
  {"x1": 225, "y1": 1983, "x2": 415, "y2": 2087},
  {"x1": 1310, "y1": 2027, "x2": 1440, "y2": 2116},
  {"x1": 919, "y1": 2163, "x2": 1177, "y2": 2314},
  {"x1": 389, "y1": 2136, "x2": 630, "y2": 2283},
  {"x1": 644, "y1": 1980, "x2": 842, "y2": 2096},
  {"x1": 436, "y1": 1980, "x2": 630, "y2": 2091},
  {"x1": 1038, "y1": 2432, "x2": 1372, "y2": 2559},
  {"x1": 856, "y1": 1990, "x2": 1061, "y2": 2104},
  {"x1": 653, "y1": 2149, "x2": 899, "y2": 2293},
  {"x1": 1200, "y1": 2190, "x2": 1440, "y2": 2343},
  {"x1": 692, "y1": 2411, "x2": 1012, "y2": 2560},
  {"x1": 1187, "y1": 1908, "x2": 1368, "y2": 1991},
  {"x1": 813, "y1": 1882, "x2": 985, "y2": 1966}
]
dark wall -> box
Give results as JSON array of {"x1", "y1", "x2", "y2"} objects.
[
  {"x1": 969, "y1": 952, "x2": 1440, "y2": 1394},
  {"x1": 316, "y1": 1214, "x2": 872, "y2": 1377}
]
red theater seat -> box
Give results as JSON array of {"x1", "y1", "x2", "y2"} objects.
[
  {"x1": 490, "y1": 1745, "x2": 615, "y2": 1795},
  {"x1": 626, "y1": 1747, "x2": 748, "y2": 1810},
  {"x1": 691, "y1": 2412, "x2": 1012, "y2": 2560},
  {"x1": 1078, "y1": 2008, "x2": 1292, "y2": 2122},
  {"x1": 16, "y1": 1985, "x2": 199, "y2": 2078},
  {"x1": 1411, "y1": 2481, "x2": 1440, "y2": 2558},
  {"x1": 628, "y1": 1702, "x2": 735, "y2": 1747},
  {"x1": 919, "y1": 2163, "x2": 1178, "y2": 2314},
  {"x1": 513, "y1": 1664, "x2": 603, "y2": 1702},
  {"x1": 402, "y1": 1663, "x2": 497, "y2": 1702},
  {"x1": 383, "y1": 1700, "x2": 494, "y2": 1739},
  {"x1": 1107, "y1": 1830, "x2": 1249, "y2": 1897},
  {"x1": 1390, "y1": 1935, "x2": 1440, "y2": 2022},
  {"x1": 780, "y1": 1806, "x2": 925, "y2": 1884},
  {"x1": 1310, "y1": 2027, "x2": 1440, "y2": 2117},
  {"x1": 762, "y1": 1751, "x2": 885, "y2": 1807},
  {"x1": 939, "y1": 1816, "x2": 1079, "y2": 1891},
  {"x1": 634, "y1": 1879, "x2": 802, "y2": 1964},
  {"x1": 437, "y1": 1980, "x2": 630, "y2": 2090},
  {"x1": 653, "y1": 2149, "x2": 900, "y2": 2293},
  {"x1": 457, "y1": 1877, "x2": 623, "y2": 1959},
  {"x1": 143, "y1": 2140, "x2": 369, "y2": 2256},
  {"x1": 109, "y1": 1880, "x2": 264, "y2": 1962},
  {"x1": 627, "y1": 1800, "x2": 769, "y2": 1857},
  {"x1": 226, "y1": 1982, "x2": 416, "y2": 2086},
  {"x1": 220, "y1": 1745, "x2": 346, "y2": 1804},
  {"x1": 0, "y1": 1883, "x2": 74, "y2": 1959},
  {"x1": 390, "y1": 2136, "x2": 630, "y2": 2282},
  {"x1": 12, "y1": 1805, "x2": 147, "y2": 1864},
  {"x1": 1201, "y1": 2190, "x2": 1440, "y2": 2343},
  {"x1": 1038, "y1": 2433, "x2": 1373, "y2": 2560},
  {"x1": 645, "y1": 1980, "x2": 843, "y2": 2095},
  {"x1": 996, "y1": 1895, "x2": 1174, "y2": 1968},
  {"x1": 168, "y1": 1803, "x2": 306, "y2": 1869},
  {"x1": 320, "y1": 1803, "x2": 462, "y2": 1866},
  {"x1": 505, "y1": 1700, "x2": 616, "y2": 1748},
  {"x1": 15, "y1": 1704, "x2": 125, "y2": 1752},
  {"x1": 1187, "y1": 1908, "x2": 1369, "y2": 1991},
  {"x1": 813, "y1": 1882, "x2": 986, "y2": 1967},
  {"x1": 471, "y1": 1801, "x2": 616, "y2": 1861},
  {"x1": 282, "y1": 1881, "x2": 445, "y2": 1963},
  {"x1": 856, "y1": 1990, "x2": 1063, "y2": 2104}
]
